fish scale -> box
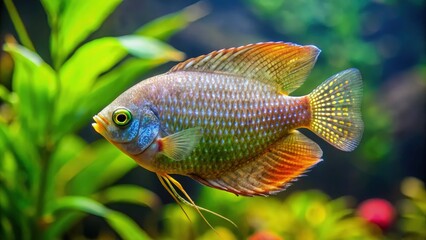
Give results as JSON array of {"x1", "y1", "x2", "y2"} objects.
[{"x1": 143, "y1": 71, "x2": 311, "y2": 176}]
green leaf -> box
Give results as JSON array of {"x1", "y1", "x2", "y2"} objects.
[
  {"x1": 51, "y1": 196, "x2": 107, "y2": 216},
  {"x1": 0, "y1": 175, "x2": 32, "y2": 240},
  {"x1": 94, "y1": 185, "x2": 161, "y2": 210},
  {"x1": 0, "y1": 85, "x2": 12, "y2": 103},
  {"x1": 0, "y1": 213, "x2": 14, "y2": 240},
  {"x1": 0, "y1": 123, "x2": 40, "y2": 193},
  {"x1": 53, "y1": 36, "x2": 183, "y2": 139},
  {"x1": 43, "y1": 0, "x2": 122, "y2": 66},
  {"x1": 83, "y1": 58, "x2": 164, "y2": 118},
  {"x1": 107, "y1": 211, "x2": 152, "y2": 240},
  {"x1": 45, "y1": 212, "x2": 83, "y2": 240},
  {"x1": 93, "y1": 152, "x2": 138, "y2": 189},
  {"x1": 53, "y1": 37, "x2": 127, "y2": 138},
  {"x1": 40, "y1": 0, "x2": 61, "y2": 25},
  {"x1": 47, "y1": 135, "x2": 86, "y2": 201},
  {"x1": 136, "y1": 2, "x2": 208, "y2": 40},
  {"x1": 50, "y1": 196, "x2": 151, "y2": 240},
  {"x1": 4, "y1": 43, "x2": 57, "y2": 146},
  {"x1": 0, "y1": 122, "x2": 6, "y2": 152},
  {"x1": 0, "y1": 147, "x2": 17, "y2": 193},
  {"x1": 118, "y1": 35, "x2": 184, "y2": 61},
  {"x1": 60, "y1": 141, "x2": 136, "y2": 196},
  {"x1": 59, "y1": 37, "x2": 127, "y2": 98}
]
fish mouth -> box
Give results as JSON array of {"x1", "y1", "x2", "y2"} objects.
[{"x1": 92, "y1": 115, "x2": 108, "y2": 134}]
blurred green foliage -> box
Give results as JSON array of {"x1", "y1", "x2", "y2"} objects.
[
  {"x1": 0, "y1": 0, "x2": 203, "y2": 239},
  {"x1": 161, "y1": 189, "x2": 381, "y2": 240},
  {"x1": 399, "y1": 177, "x2": 426, "y2": 239},
  {"x1": 155, "y1": 178, "x2": 426, "y2": 239}
]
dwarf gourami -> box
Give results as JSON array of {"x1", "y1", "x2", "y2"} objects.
[{"x1": 93, "y1": 42, "x2": 363, "y2": 227}]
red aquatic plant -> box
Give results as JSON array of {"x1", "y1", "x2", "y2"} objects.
[{"x1": 357, "y1": 198, "x2": 395, "y2": 230}]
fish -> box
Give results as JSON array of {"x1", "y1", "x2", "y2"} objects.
[{"x1": 92, "y1": 42, "x2": 363, "y2": 226}]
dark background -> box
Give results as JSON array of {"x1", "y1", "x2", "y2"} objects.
[{"x1": 1, "y1": 0, "x2": 425, "y2": 238}]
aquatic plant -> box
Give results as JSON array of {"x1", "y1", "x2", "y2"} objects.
[
  {"x1": 398, "y1": 177, "x2": 426, "y2": 239},
  {"x1": 0, "y1": 0, "x2": 204, "y2": 239},
  {"x1": 244, "y1": 0, "x2": 395, "y2": 163},
  {"x1": 160, "y1": 188, "x2": 381, "y2": 240},
  {"x1": 1, "y1": 1, "x2": 424, "y2": 239},
  {"x1": 158, "y1": 178, "x2": 426, "y2": 239}
]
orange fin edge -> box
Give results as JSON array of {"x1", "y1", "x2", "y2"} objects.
[
  {"x1": 190, "y1": 130, "x2": 323, "y2": 196},
  {"x1": 169, "y1": 42, "x2": 320, "y2": 94}
]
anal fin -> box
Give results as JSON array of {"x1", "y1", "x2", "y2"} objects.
[{"x1": 191, "y1": 130, "x2": 323, "y2": 196}]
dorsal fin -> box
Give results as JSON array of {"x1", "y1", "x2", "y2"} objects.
[{"x1": 169, "y1": 42, "x2": 320, "y2": 94}]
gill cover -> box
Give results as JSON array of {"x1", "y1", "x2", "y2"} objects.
[
  {"x1": 137, "y1": 107, "x2": 160, "y2": 152},
  {"x1": 117, "y1": 106, "x2": 160, "y2": 155}
]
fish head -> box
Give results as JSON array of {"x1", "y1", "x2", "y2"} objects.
[{"x1": 93, "y1": 100, "x2": 160, "y2": 156}]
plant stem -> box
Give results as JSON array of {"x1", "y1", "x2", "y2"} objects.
[
  {"x1": 3, "y1": 0, "x2": 36, "y2": 51},
  {"x1": 33, "y1": 17, "x2": 63, "y2": 239},
  {"x1": 33, "y1": 144, "x2": 53, "y2": 239}
]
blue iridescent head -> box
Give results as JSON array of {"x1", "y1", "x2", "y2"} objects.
[{"x1": 93, "y1": 102, "x2": 160, "y2": 156}]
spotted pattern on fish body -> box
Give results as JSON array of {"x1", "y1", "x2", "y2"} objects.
[
  {"x1": 93, "y1": 42, "x2": 363, "y2": 197},
  {"x1": 139, "y1": 72, "x2": 311, "y2": 178}
]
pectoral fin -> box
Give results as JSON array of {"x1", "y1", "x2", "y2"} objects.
[{"x1": 159, "y1": 127, "x2": 202, "y2": 161}]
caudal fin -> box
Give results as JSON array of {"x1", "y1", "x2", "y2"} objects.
[{"x1": 308, "y1": 68, "x2": 363, "y2": 151}]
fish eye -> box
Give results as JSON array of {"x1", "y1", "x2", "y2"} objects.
[{"x1": 112, "y1": 108, "x2": 132, "y2": 127}]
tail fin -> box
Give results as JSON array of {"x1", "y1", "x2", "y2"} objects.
[{"x1": 308, "y1": 68, "x2": 363, "y2": 151}]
